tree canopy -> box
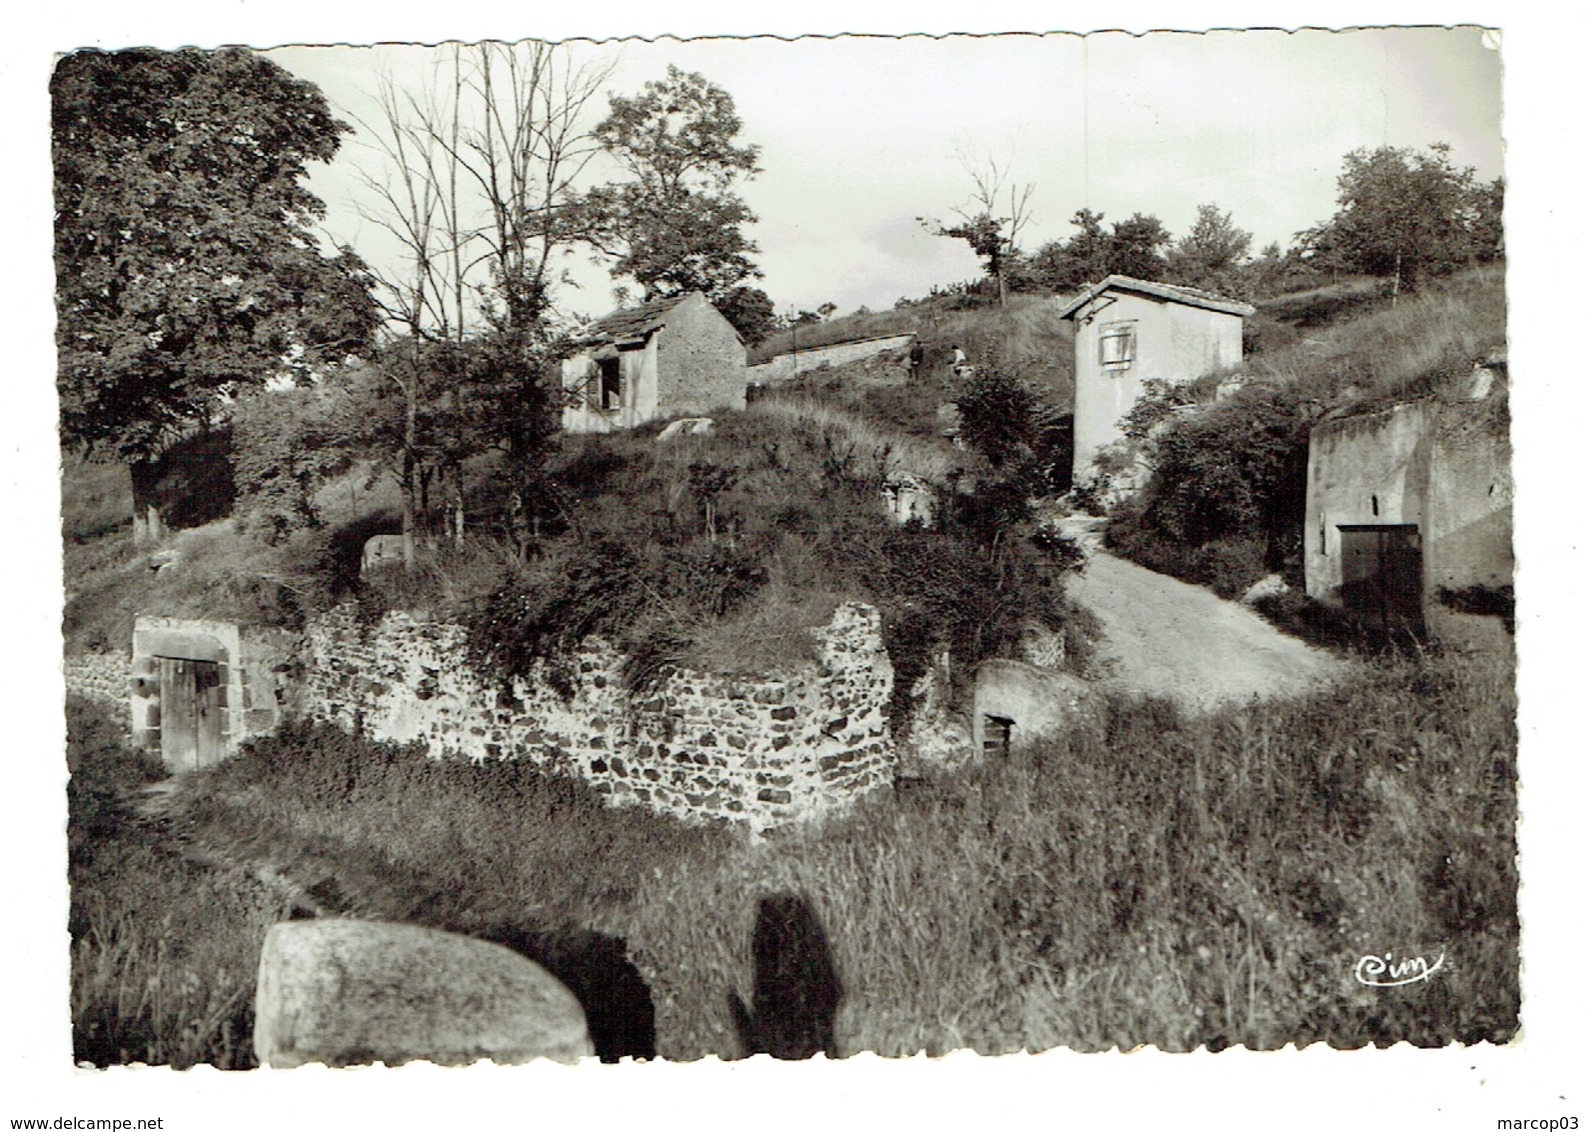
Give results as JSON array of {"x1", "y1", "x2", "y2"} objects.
[
  {"x1": 582, "y1": 66, "x2": 768, "y2": 335},
  {"x1": 52, "y1": 48, "x2": 378, "y2": 468},
  {"x1": 1165, "y1": 203, "x2": 1253, "y2": 296},
  {"x1": 1025, "y1": 209, "x2": 1172, "y2": 291},
  {"x1": 1301, "y1": 143, "x2": 1502, "y2": 290}
]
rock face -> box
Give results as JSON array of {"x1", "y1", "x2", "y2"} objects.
[{"x1": 254, "y1": 920, "x2": 594, "y2": 1068}]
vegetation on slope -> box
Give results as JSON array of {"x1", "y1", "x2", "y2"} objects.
[
  {"x1": 66, "y1": 642, "x2": 1514, "y2": 1063},
  {"x1": 1105, "y1": 265, "x2": 1506, "y2": 602}
]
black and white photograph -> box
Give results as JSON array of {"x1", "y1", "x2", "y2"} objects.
[{"x1": 9, "y1": 5, "x2": 1581, "y2": 1128}]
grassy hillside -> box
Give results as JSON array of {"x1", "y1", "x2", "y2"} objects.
[
  {"x1": 68, "y1": 638, "x2": 1516, "y2": 1064},
  {"x1": 752, "y1": 293, "x2": 1075, "y2": 408}
]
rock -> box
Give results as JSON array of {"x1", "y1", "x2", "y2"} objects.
[
  {"x1": 360, "y1": 535, "x2": 405, "y2": 575},
  {"x1": 656, "y1": 417, "x2": 715, "y2": 442},
  {"x1": 254, "y1": 920, "x2": 594, "y2": 1067},
  {"x1": 1240, "y1": 574, "x2": 1289, "y2": 605},
  {"x1": 148, "y1": 549, "x2": 180, "y2": 572}
]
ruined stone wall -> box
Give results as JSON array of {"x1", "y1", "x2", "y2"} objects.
[
  {"x1": 297, "y1": 602, "x2": 895, "y2": 832},
  {"x1": 63, "y1": 651, "x2": 131, "y2": 709}
]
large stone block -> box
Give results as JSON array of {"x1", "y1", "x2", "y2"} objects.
[{"x1": 254, "y1": 920, "x2": 594, "y2": 1067}]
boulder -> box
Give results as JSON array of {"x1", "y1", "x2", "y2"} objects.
[
  {"x1": 254, "y1": 920, "x2": 594, "y2": 1067},
  {"x1": 656, "y1": 417, "x2": 715, "y2": 442},
  {"x1": 360, "y1": 535, "x2": 405, "y2": 575},
  {"x1": 1240, "y1": 573, "x2": 1290, "y2": 606}
]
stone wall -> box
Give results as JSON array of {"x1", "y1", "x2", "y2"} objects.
[
  {"x1": 63, "y1": 651, "x2": 130, "y2": 709},
  {"x1": 747, "y1": 333, "x2": 916, "y2": 384},
  {"x1": 655, "y1": 291, "x2": 749, "y2": 417},
  {"x1": 298, "y1": 602, "x2": 896, "y2": 832}
]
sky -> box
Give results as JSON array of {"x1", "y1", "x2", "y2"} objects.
[{"x1": 265, "y1": 28, "x2": 1502, "y2": 321}]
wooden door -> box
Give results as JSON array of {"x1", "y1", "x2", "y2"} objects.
[
  {"x1": 983, "y1": 715, "x2": 1014, "y2": 758},
  {"x1": 1338, "y1": 525, "x2": 1423, "y2": 633},
  {"x1": 158, "y1": 658, "x2": 223, "y2": 771}
]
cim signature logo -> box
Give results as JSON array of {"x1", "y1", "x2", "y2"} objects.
[{"x1": 1354, "y1": 950, "x2": 1446, "y2": 988}]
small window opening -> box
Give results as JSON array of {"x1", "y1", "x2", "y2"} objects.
[
  {"x1": 597, "y1": 356, "x2": 622, "y2": 411},
  {"x1": 983, "y1": 714, "x2": 1014, "y2": 757},
  {"x1": 1099, "y1": 322, "x2": 1136, "y2": 369},
  {"x1": 1371, "y1": 494, "x2": 1379, "y2": 517}
]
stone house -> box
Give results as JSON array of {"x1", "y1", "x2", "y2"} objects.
[
  {"x1": 1058, "y1": 275, "x2": 1254, "y2": 484},
  {"x1": 561, "y1": 292, "x2": 746, "y2": 434},
  {"x1": 1303, "y1": 361, "x2": 1512, "y2": 638}
]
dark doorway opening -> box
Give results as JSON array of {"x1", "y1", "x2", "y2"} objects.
[
  {"x1": 1338, "y1": 524, "x2": 1424, "y2": 637},
  {"x1": 983, "y1": 714, "x2": 1014, "y2": 758}
]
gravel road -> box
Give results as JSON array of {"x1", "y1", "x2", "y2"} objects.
[{"x1": 1065, "y1": 548, "x2": 1343, "y2": 713}]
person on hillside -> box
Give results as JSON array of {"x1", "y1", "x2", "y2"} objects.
[
  {"x1": 950, "y1": 344, "x2": 971, "y2": 379},
  {"x1": 907, "y1": 338, "x2": 925, "y2": 380}
]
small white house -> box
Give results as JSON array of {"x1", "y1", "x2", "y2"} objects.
[{"x1": 1058, "y1": 275, "x2": 1253, "y2": 484}]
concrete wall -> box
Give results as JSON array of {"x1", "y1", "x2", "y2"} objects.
[
  {"x1": 748, "y1": 333, "x2": 916, "y2": 384},
  {"x1": 297, "y1": 602, "x2": 896, "y2": 833},
  {"x1": 971, "y1": 659, "x2": 1096, "y2": 755},
  {"x1": 1304, "y1": 397, "x2": 1512, "y2": 615},
  {"x1": 1070, "y1": 291, "x2": 1244, "y2": 479}
]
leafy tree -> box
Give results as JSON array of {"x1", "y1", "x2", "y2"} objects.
[
  {"x1": 583, "y1": 66, "x2": 764, "y2": 309},
  {"x1": 713, "y1": 285, "x2": 777, "y2": 344},
  {"x1": 1107, "y1": 213, "x2": 1172, "y2": 281},
  {"x1": 230, "y1": 384, "x2": 351, "y2": 543},
  {"x1": 1027, "y1": 208, "x2": 1170, "y2": 290},
  {"x1": 52, "y1": 48, "x2": 378, "y2": 543},
  {"x1": 1166, "y1": 203, "x2": 1253, "y2": 296},
  {"x1": 1307, "y1": 143, "x2": 1497, "y2": 294},
  {"x1": 1027, "y1": 208, "x2": 1112, "y2": 291}
]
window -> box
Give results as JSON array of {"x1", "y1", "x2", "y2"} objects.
[
  {"x1": 1099, "y1": 322, "x2": 1136, "y2": 368},
  {"x1": 597, "y1": 356, "x2": 621, "y2": 411}
]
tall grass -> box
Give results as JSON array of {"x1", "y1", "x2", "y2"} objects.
[
  {"x1": 127, "y1": 645, "x2": 1516, "y2": 1062},
  {"x1": 752, "y1": 293, "x2": 1074, "y2": 405},
  {"x1": 1246, "y1": 265, "x2": 1506, "y2": 406},
  {"x1": 67, "y1": 697, "x2": 290, "y2": 1068}
]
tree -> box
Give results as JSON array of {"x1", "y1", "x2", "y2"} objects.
[
  {"x1": 583, "y1": 65, "x2": 765, "y2": 315},
  {"x1": 1027, "y1": 208, "x2": 1112, "y2": 292},
  {"x1": 349, "y1": 42, "x2": 611, "y2": 563},
  {"x1": 1308, "y1": 143, "x2": 1494, "y2": 295},
  {"x1": 713, "y1": 285, "x2": 777, "y2": 344},
  {"x1": 1027, "y1": 208, "x2": 1169, "y2": 291},
  {"x1": 1107, "y1": 213, "x2": 1172, "y2": 281},
  {"x1": 923, "y1": 149, "x2": 1035, "y2": 308},
  {"x1": 52, "y1": 47, "x2": 379, "y2": 543},
  {"x1": 1166, "y1": 203, "x2": 1253, "y2": 296}
]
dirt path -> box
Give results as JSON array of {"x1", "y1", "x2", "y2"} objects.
[{"x1": 1063, "y1": 539, "x2": 1343, "y2": 713}]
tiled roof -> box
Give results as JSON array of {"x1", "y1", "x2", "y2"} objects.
[
  {"x1": 1056, "y1": 275, "x2": 1257, "y2": 320},
  {"x1": 574, "y1": 293, "x2": 695, "y2": 346}
]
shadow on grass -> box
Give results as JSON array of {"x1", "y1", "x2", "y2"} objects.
[{"x1": 728, "y1": 894, "x2": 842, "y2": 1060}]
